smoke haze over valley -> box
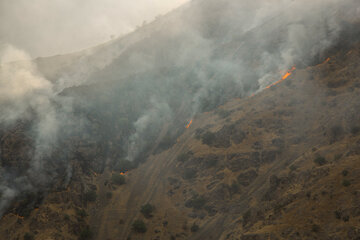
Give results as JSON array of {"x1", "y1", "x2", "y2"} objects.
[{"x1": 0, "y1": 0, "x2": 360, "y2": 239}]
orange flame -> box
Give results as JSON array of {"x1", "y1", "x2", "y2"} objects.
[
  {"x1": 265, "y1": 66, "x2": 296, "y2": 89},
  {"x1": 185, "y1": 119, "x2": 193, "y2": 129}
]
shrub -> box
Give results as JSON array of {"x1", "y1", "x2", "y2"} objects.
[
  {"x1": 76, "y1": 208, "x2": 88, "y2": 218},
  {"x1": 229, "y1": 181, "x2": 240, "y2": 195},
  {"x1": 112, "y1": 174, "x2": 125, "y2": 185},
  {"x1": 79, "y1": 226, "x2": 93, "y2": 240},
  {"x1": 183, "y1": 168, "x2": 197, "y2": 180},
  {"x1": 140, "y1": 204, "x2": 155, "y2": 218},
  {"x1": 289, "y1": 165, "x2": 298, "y2": 171},
  {"x1": 24, "y1": 232, "x2": 34, "y2": 240},
  {"x1": 191, "y1": 223, "x2": 199, "y2": 232},
  {"x1": 330, "y1": 125, "x2": 344, "y2": 142},
  {"x1": 342, "y1": 170, "x2": 349, "y2": 177},
  {"x1": 177, "y1": 153, "x2": 190, "y2": 163},
  {"x1": 351, "y1": 126, "x2": 360, "y2": 135},
  {"x1": 334, "y1": 210, "x2": 342, "y2": 219},
  {"x1": 64, "y1": 214, "x2": 70, "y2": 221},
  {"x1": 201, "y1": 131, "x2": 216, "y2": 145},
  {"x1": 106, "y1": 192, "x2": 113, "y2": 199},
  {"x1": 132, "y1": 220, "x2": 147, "y2": 233},
  {"x1": 314, "y1": 156, "x2": 327, "y2": 166},
  {"x1": 311, "y1": 224, "x2": 320, "y2": 233},
  {"x1": 204, "y1": 158, "x2": 218, "y2": 168},
  {"x1": 84, "y1": 190, "x2": 97, "y2": 202},
  {"x1": 185, "y1": 196, "x2": 206, "y2": 209},
  {"x1": 342, "y1": 180, "x2": 351, "y2": 187}
]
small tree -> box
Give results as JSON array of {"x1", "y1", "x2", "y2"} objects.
[
  {"x1": 132, "y1": 220, "x2": 147, "y2": 233},
  {"x1": 140, "y1": 204, "x2": 155, "y2": 218}
]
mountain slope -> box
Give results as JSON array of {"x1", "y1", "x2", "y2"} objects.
[{"x1": 1, "y1": 1, "x2": 360, "y2": 240}]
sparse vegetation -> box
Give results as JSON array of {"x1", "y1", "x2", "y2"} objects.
[
  {"x1": 112, "y1": 174, "x2": 126, "y2": 185},
  {"x1": 311, "y1": 224, "x2": 320, "y2": 233},
  {"x1": 330, "y1": 125, "x2": 344, "y2": 142},
  {"x1": 289, "y1": 165, "x2": 298, "y2": 171},
  {"x1": 24, "y1": 232, "x2": 34, "y2": 240},
  {"x1": 342, "y1": 179, "x2": 351, "y2": 187},
  {"x1": 314, "y1": 156, "x2": 327, "y2": 166},
  {"x1": 204, "y1": 157, "x2": 218, "y2": 168},
  {"x1": 140, "y1": 203, "x2": 155, "y2": 218},
  {"x1": 76, "y1": 208, "x2": 88, "y2": 218},
  {"x1": 191, "y1": 223, "x2": 199, "y2": 232},
  {"x1": 185, "y1": 196, "x2": 206, "y2": 209},
  {"x1": 177, "y1": 153, "x2": 190, "y2": 162},
  {"x1": 351, "y1": 126, "x2": 360, "y2": 135},
  {"x1": 79, "y1": 226, "x2": 93, "y2": 240},
  {"x1": 335, "y1": 210, "x2": 342, "y2": 219},
  {"x1": 229, "y1": 181, "x2": 240, "y2": 195},
  {"x1": 201, "y1": 131, "x2": 216, "y2": 145},
  {"x1": 84, "y1": 190, "x2": 97, "y2": 202},
  {"x1": 342, "y1": 170, "x2": 349, "y2": 176},
  {"x1": 106, "y1": 192, "x2": 113, "y2": 199},
  {"x1": 183, "y1": 168, "x2": 197, "y2": 180},
  {"x1": 64, "y1": 214, "x2": 70, "y2": 221},
  {"x1": 132, "y1": 220, "x2": 147, "y2": 233}
]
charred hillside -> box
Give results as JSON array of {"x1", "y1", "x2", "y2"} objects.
[{"x1": 0, "y1": 0, "x2": 360, "y2": 240}]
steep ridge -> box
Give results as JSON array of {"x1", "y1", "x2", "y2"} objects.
[{"x1": 88, "y1": 42, "x2": 360, "y2": 240}]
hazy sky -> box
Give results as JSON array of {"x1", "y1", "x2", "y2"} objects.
[{"x1": 0, "y1": 0, "x2": 188, "y2": 60}]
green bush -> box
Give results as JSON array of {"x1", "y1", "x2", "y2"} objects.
[
  {"x1": 314, "y1": 156, "x2": 327, "y2": 166},
  {"x1": 84, "y1": 190, "x2": 97, "y2": 202},
  {"x1": 79, "y1": 226, "x2": 93, "y2": 240},
  {"x1": 132, "y1": 220, "x2": 147, "y2": 233},
  {"x1": 191, "y1": 223, "x2": 199, "y2": 232},
  {"x1": 112, "y1": 174, "x2": 126, "y2": 185},
  {"x1": 24, "y1": 232, "x2": 34, "y2": 240},
  {"x1": 342, "y1": 180, "x2": 351, "y2": 187},
  {"x1": 140, "y1": 203, "x2": 155, "y2": 218}
]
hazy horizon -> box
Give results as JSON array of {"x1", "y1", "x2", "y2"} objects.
[{"x1": 0, "y1": 0, "x2": 189, "y2": 61}]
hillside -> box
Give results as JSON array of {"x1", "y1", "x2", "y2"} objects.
[
  {"x1": 1, "y1": 37, "x2": 360, "y2": 240},
  {"x1": 1, "y1": 0, "x2": 360, "y2": 240}
]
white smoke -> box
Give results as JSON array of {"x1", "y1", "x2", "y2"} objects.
[{"x1": 0, "y1": 44, "x2": 76, "y2": 216}]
